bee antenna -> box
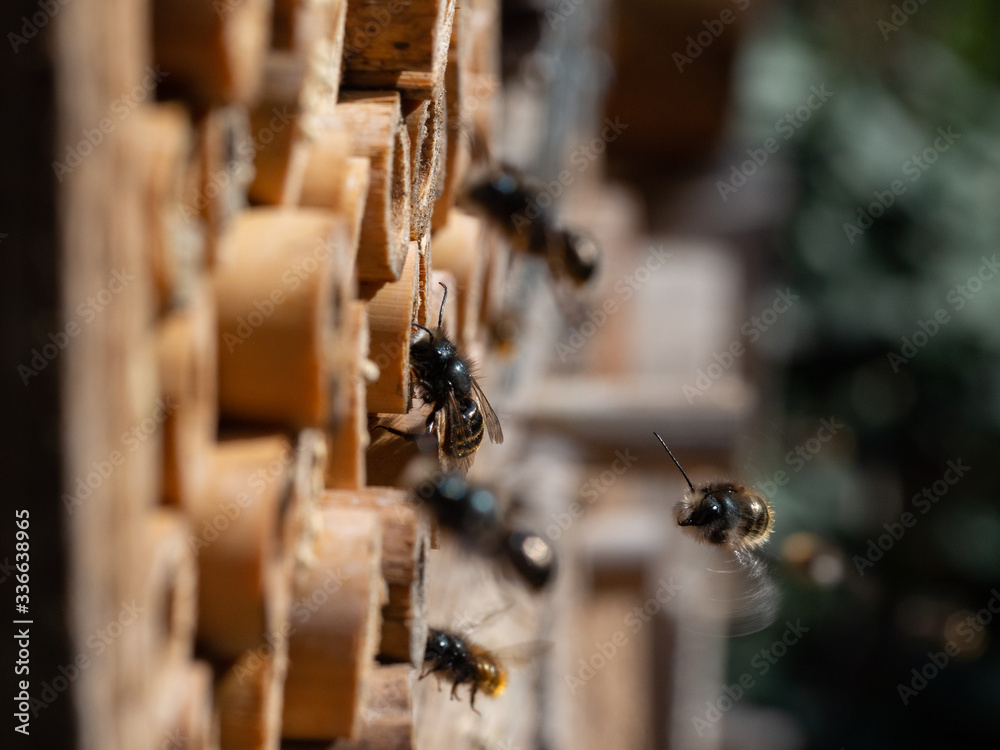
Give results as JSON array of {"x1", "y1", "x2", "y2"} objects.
[
  {"x1": 437, "y1": 282, "x2": 448, "y2": 329},
  {"x1": 653, "y1": 432, "x2": 695, "y2": 493}
]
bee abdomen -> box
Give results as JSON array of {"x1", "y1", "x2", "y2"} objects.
[{"x1": 739, "y1": 496, "x2": 773, "y2": 547}]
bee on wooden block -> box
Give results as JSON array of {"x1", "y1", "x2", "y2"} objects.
[
  {"x1": 378, "y1": 284, "x2": 502, "y2": 473},
  {"x1": 463, "y1": 168, "x2": 600, "y2": 288},
  {"x1": 654, "y1": 432, "x2": 779, "y2": 634},
  {"x1": 422, "y1": 628, "x2": 507, "y2": 712},
  {"x1": 413, "y1": 472, "x2": 556, "y2": 591}
]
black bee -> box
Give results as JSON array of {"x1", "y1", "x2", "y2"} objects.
[
  {"x1": 463, "y1": 168, "x2": 600, "y2": 287},
  {"x1": 381, "y1": 284, "x2": 501, "y2": 472},
  {"x1": 654, "y1": 432, "x2": 779, "y2": 634},
  {"x1": 422, "y1": 628, "x2": 507, "y2": 711},
  {"x1": 413, "y1": 472, "x2": 556, "y2": 590}
]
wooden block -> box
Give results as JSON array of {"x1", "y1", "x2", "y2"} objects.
[
  {"x1": 362, "y1": 242, "x2": 418, "y2": 414},
  {"x1": 157, "y1": 279, "x2": 217, "y2": 507},
  {"x1": 140, "y1": 509, "x2": 199, "y2": 681},
  {"x1": 215, "y1": 208, "x2": 348, "y2": 428},
  {"x1": 403, "y1": 89, "x2": 445, "y2": 243},
  {"x1": 430, "y1": 210, "x2": 486, "y2": 346},
  {"x1": 190, "y1": 107, "x2": 255, "y2": 267},
  {"x1": 282, "y1": 506, "x2": 385, "y2": 740},
  {"x1": 217, "y1": 641, "x2": 290, "y2": 750},
  {"x1": 342, "y1": 0, "x2": 457, "y2": 98},
  {"x1": 326, "y1": 302, "x2": 370, "y2": 489},
  {"x1": 325, "y1": 488, "x2": 430, "y2": 666},
  {"x1": 332, "y1": 665, "x2": 415, "y2": 750},
  {"x1": 152, "y1": 0, "x2": 272, "y2": 105},
  {"x1": 188, "y1": 436, "x2": 296, "y2": 660},
  {"x1": 336, "y1": 92, "x2": 411, "y2": 281},
  {"x1": 133, "y1": 103, "x2": 203, "y2": 313}
]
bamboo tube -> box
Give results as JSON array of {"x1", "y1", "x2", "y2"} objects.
[
  {"x1": 430, "y1": 210, "x2": 486, "y2": 346},
  {"x1": 415, "y1": 231, "x2": 432, "y2": 328},
  {"x1": 188, "y1": 436, "x2": 296, "y2": 660},
  {"x1": 403, "y1": 90, "x2": 445, "y2": 243},
  {"x1": 158, "y1": 280, "x2": 217, "y2": 508},
  {"x1": 332, "y1": 665, "x2": 415, "y2": 750},
  {"x1": 297, "y1": 124, "x2": 354, "y2": 209},
  {"x1": 362, "y1": 242, "x2": 418, "y2": 414},
  {"x1": 325, "y1": 488, "x2": 430, "y2": 666},
  {"x1": 247, "y1": 76, "x2": 303, "y2": 206},
  {"x1": 282, "y1": 506, "x2": 385, "y2": 740},
  {"x1": 336, "y1": 92, "x2": 411, "y2": 281},
  {"x1": 215, "y1": 208, "x2": 347, "y2": 428},
  {"x1": 326, "y1": 302, "x2": 370, "y2": 489},
  {"x1": 152, "y1": 0, "x2": 271, "y2": 105},
  {"x1": 191, "y1": 107, "x2": 255, "y2": 267},
  {"x1": 134, "y1": 103, "x2": 201, "y2": 313},
  {"x1": 217, "y1": 639, "x2": 290, "y2": 750},
  {"x1": 342, "y1": 0, "x2": 457, "y2": 98},
  {"x1": 429, "y1": 32, "x2": 469, "y2": 232}
]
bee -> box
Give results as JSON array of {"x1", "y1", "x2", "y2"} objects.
[
  {"x1": 421, "y1": 628, "x2": 507, "y2": 711},
  {"x1": 654, "y1": 432, "x2": 779, "y2": 634},
  {"x1": 653, "y1": 433, "x2": 774, "y2": 550},
  {"x1": 413, "y1": 472, "x2": 557, "y2": 590},
  {"x1": 379, "y1": 284, "x2": 502, "y2": 472},
  {"x1": 462, "y1": 168, "x2": 600, "y2": 287}
]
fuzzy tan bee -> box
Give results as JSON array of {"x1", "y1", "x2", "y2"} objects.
[{"x1": 421, "y1": 628, "x2": 508, "y2": 711}]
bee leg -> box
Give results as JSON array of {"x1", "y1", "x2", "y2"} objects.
[
  {"x1": 373, "y1": 424, "x2": 424, "y2": 441},
  {"x1": 469, "y1": 683, "x2": 481, "y2": 715}
]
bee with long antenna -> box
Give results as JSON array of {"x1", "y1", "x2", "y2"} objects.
[
  {"x1": 377, "y1": 284, "x2": 502, "y2": 473},
  {"x1": 413, "y1": 472, "x2": 556, "y2": 590},
  {"x1": 653, "y1": 432, "x2": 774, "y2": 550},
  {"x1": 422, "y1": 628, "x2": 508, "y2": 712},
  {"x1": 654, "y1": 432, "x2": 779, "y2": 634}
]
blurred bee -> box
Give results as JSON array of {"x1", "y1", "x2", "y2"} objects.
[
  {"x1": 462, "y1": 168, "x2": 601, "y2": 287},
  {"x1": 422, "y1": 628, "x2": 507, "y2": 711},
  {"x1": 379, "y1": 284, "x2": 502, "y2": 472},
  {"x1": 413, "y1": 472, "x2": 556, "y2": 590},
  {"x1": 654, "y1": 432, "x2": 779, "y2": 634}
]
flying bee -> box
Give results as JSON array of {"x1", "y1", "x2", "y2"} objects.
[
  {"x1": 654, "y1": 432, "x2": 779, "y2": 634},
  {"x1": 422, "y1": 628, "x2": 507, "y2": 712},
  {"x1": 653, "y1": 432, "x2": 774, "y2": 550},
  {"x1": 378, "y1": 284, "x2": 502, "y2": 473},
  {"x1": 413, "y1": 472, "x2": 556, "y2": 591},
  {"x1": 462, "y1": 168, "x2": 600, "y2": 287}
]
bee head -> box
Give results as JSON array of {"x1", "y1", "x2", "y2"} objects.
[
  {"x1": 676, "y1": 488, "x2": 742, "y2": 546},
  {"x1": 503, "y1": 531, "x2": 557, "y2": 590}
]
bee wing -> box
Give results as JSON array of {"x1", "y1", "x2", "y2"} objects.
[
  {"x1": 489, "y1": 640, "x2": 553, "y2": 667},
  {"x1": 469, "y1": 377, "x2": 504, "y2": 445},
  {"x1": 437, "y1": 393, "x2": 476, "y2": 475},
  {"x1": 705, "y1": 548, "x2": 780, "y2": 636}
]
